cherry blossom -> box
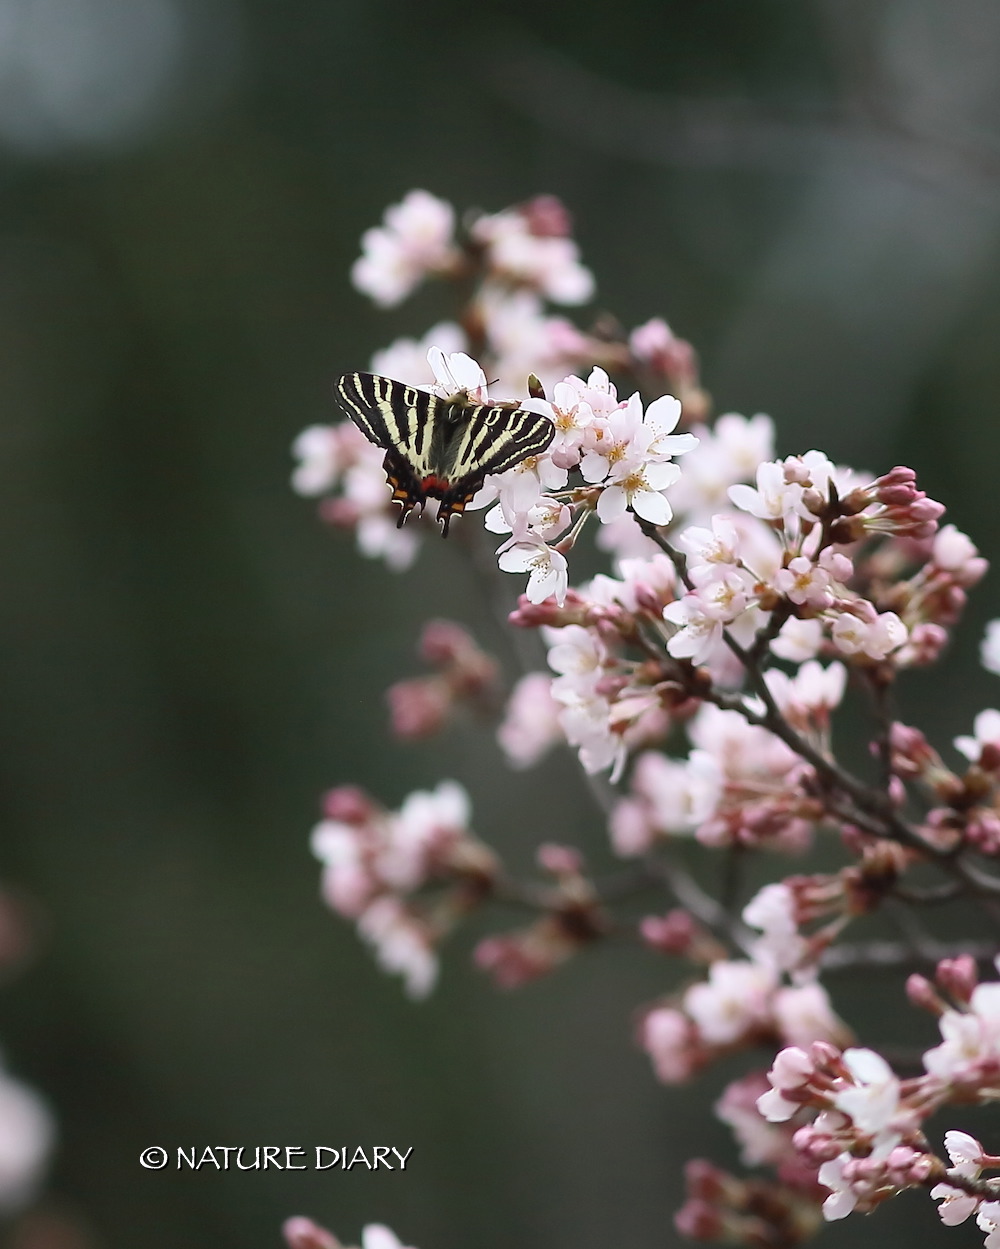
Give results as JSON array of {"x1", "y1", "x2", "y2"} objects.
[
  {"x1": 351, "y1": 190, "x2": 458, "y2": 307},
  {"x1": 471, "y1": 200, "x2": 595, "y2": 305},
  {"x1": 683, "y1": 959, "x2": 778, "y2": 1046},
  {"x1": 728, "y1": 460, "x2": 807, "y2": 523},
  {"x1": 955, "y1": 709, "x2": 1000, "y2": 764},
  {"x1": 597, "y1": 457, "x2": 682, "y2": 525},
  {"x1": 497, "y1": 540, "x2": 568, "y2": 605},
  {"x1": 930, "y1": 1130, "x2": 984, "y2": 1226},
  {"x1": 497, "y1": 672, "x2": 561, "y2": 768},
  {"x1": 982, "y1": 620, "x2": 1000, "y2": 675}
]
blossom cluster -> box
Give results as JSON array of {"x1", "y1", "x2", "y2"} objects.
[
  {"x1": 749, "y1": 956, "x2": 1000, "y2": 1227},
  {"x1": 640, "y1": 960, "x2": 850, "y2": 1085},
  {"x1": 310, "y1": 780, "x2": 495, "y2": 997},
  {"x1": 385, "y1": 619, "x2": 499, "y2": 741},
  {"x1": 292, "y1": 190, "x2": 1000, "y2": 1249},
  {"x1": 292, "y1": 190, "x2": 708, "y2": 572}
]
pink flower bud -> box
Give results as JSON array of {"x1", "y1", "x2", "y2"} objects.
[
  {"x1": 907, "y1": 1154, "x2": 936, "y2": 1183},
  {"x1": 283, "y1": 1217, "x2": 342, "y2": 1249},
  {"x1": 936, "y1": 955, "x2": 978, "y2": 1003},
  {"x1": 809, "y1": 1040, "x2": 842, "y2": 1069},
  {"x1": 321, "y1": 785, "x2": 377, "y2": 823},
  {"x1": 674, "y1": 1199, "x2": 724, "y2": 1240},
  {"x1": 906, "y1": 973, "x2": 943, "y2": 1014},
  {"x1": 508, "y1": 595, "x2": 573, "y2": 628},
  {"x1": 874, "y1": 467, "x2": 918, "y2": 504},
  {"x1": 911, "y1": 497, "x2": 946, "y2": 524},
  {"x1": 792, "y1": 1124, "x2": 842, "y2": 1163},
  {"x1": 537, "y1": 843, "x2": 583, "y2": 876},
  {"x1": 903, "y1": 623, "x2": 948, "y2": 666},
  {"x1": 419, "y1": 619, "x2": 474, "y2": 666},
  {"x1": 520, "y1": 194, "x2": 572, "y2": 238},
  {"x1": 474, "y1": 931, "x2": 556, "y2": 989},
  {"x1": 819, "y1": 549, "x2": 854, "y2": 581},
  {"x1": 639, "y1": 909, "x2": 697, "y2": 955},
  {"x1": 386, "y1": 678, "x2": 451, "y2": 740},
  {"x1": 683, "y1": 1159, "x2": 730, "y2": 1200},
  {"x1": 769, "y1": 1047, "x2": 814, "y2": 1090},
  {"x1": 967, "y1": 809, "x2": 1000, "y2": 853}
]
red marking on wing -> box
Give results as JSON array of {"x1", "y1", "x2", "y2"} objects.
[{"x1": 420, "y1": 474, "x2": 451, "y2": 495}]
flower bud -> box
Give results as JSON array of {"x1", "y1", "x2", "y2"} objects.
[
  {"x1": 537, "y1": 843, "x2": 583, "y2": 876},
  {"x1": 386, "y1": 677, "x2": 451, "y2": 740},
  {"x1": 283, "y1": 1218, "x2": 342, "y2": 1249},
  {"x1": 936, "y1": 954, "x2": 978, "y2": 1004},
  {"x1": 639, "y1": 909, "x2": 697, "y2": 955},
  {"x1": 905, "y1": 973, "x2": 943, "y2": 1014},
  {"x1": 322, "y1": 785, "x2": 377, "y2": 823}
]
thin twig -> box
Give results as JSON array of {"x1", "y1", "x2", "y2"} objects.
[{"x1": 820, "y1": 937, "x2": 999, "y2": 973}]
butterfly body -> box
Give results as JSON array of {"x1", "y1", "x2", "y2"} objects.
[{"x1": 334, "y1": 371, "x2": 555, "y2": 535}]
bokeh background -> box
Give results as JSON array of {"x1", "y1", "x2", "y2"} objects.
[{"x1": 1, "y1": 0, "x2": 1000, "y2": 1245}]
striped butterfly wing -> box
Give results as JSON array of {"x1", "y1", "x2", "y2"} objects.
[
  {"x1": 334, "y1": 372, "x2": 555, "y2": 535},
  {"x1": 334, "y1": 371, "x2": 448, "y2": 526}
]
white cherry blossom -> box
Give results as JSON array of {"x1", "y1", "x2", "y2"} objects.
[
  {"x1": 982, "y1": 620, "x2": 1000, "y2": 675},
  {"x1": 596, "y1": 457, "x2": 681, "y2": 525},
  {"x1": 683, "y1": 959, "x2": 778, "y2": 1046},
  {"x1": 497, "y1": 541, "x2": 568, "y2": 605},
  {"x1": 955, "y1": 709, "x2": 1000, "y2": 762},
  {"x1": 728, "y1": 460, "x2": 806, "y2": 523}
]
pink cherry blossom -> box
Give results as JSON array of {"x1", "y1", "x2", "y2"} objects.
[
  {"x1": 978, "y1": 1201, "x2": 1000, "y2": 1249},
  {"x1": 772, "y1": 982, "x2": 850, "y2": 1048},
  {"x1": 682, "y1": 959, "x2": 777, "y2": 1046},
  {"x1": 771, "y1": 616, "x2": 824, "y2": 663},
  {"x1": 818, "y1": 1155, "x2": 859, "y2": 1220},
  {"x1": 640, "y1": 1007, "x2": 705, "y2": 1083},
  {"x1": 521, "y1": 380, "x2": 595, "y2": 462},
  {"x1": 831, "y1": 609, "x2": 907, "y2": 660},
  {"x1": 930, "y1": 1129, "x2": 985, "y2": 1226},
  {"x1": 773, "y1": 556, "x2": 834, "y2": 608},
  {"x1": 471, "y1": 202, "x2": 595, "y2": 304},
  {"x1": 357, "y1": 897, "x2": 438, "y2": 999},
  {"x1": 352, "y1": 190, "x2": 457, "y2": 307},
  {"x1": 497, "y1": 673, "x2": 562, "y2": 768}
]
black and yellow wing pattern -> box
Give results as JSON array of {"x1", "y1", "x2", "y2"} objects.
[{"x1": 333, "y1": 371, "x2": 556, "y2": 535}]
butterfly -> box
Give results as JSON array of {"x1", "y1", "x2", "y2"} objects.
[{"x1": 333, "y1": 371, "x2": 556, "y2": 535}]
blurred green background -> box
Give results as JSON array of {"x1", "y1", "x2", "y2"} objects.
[{"x1": 0, "y1": 0, "x2": 999, "y2": 1245}]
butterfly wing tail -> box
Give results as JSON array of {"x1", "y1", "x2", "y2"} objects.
[{"x1": 382, "y1": 449, "x2": 427, "y2": 527}]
